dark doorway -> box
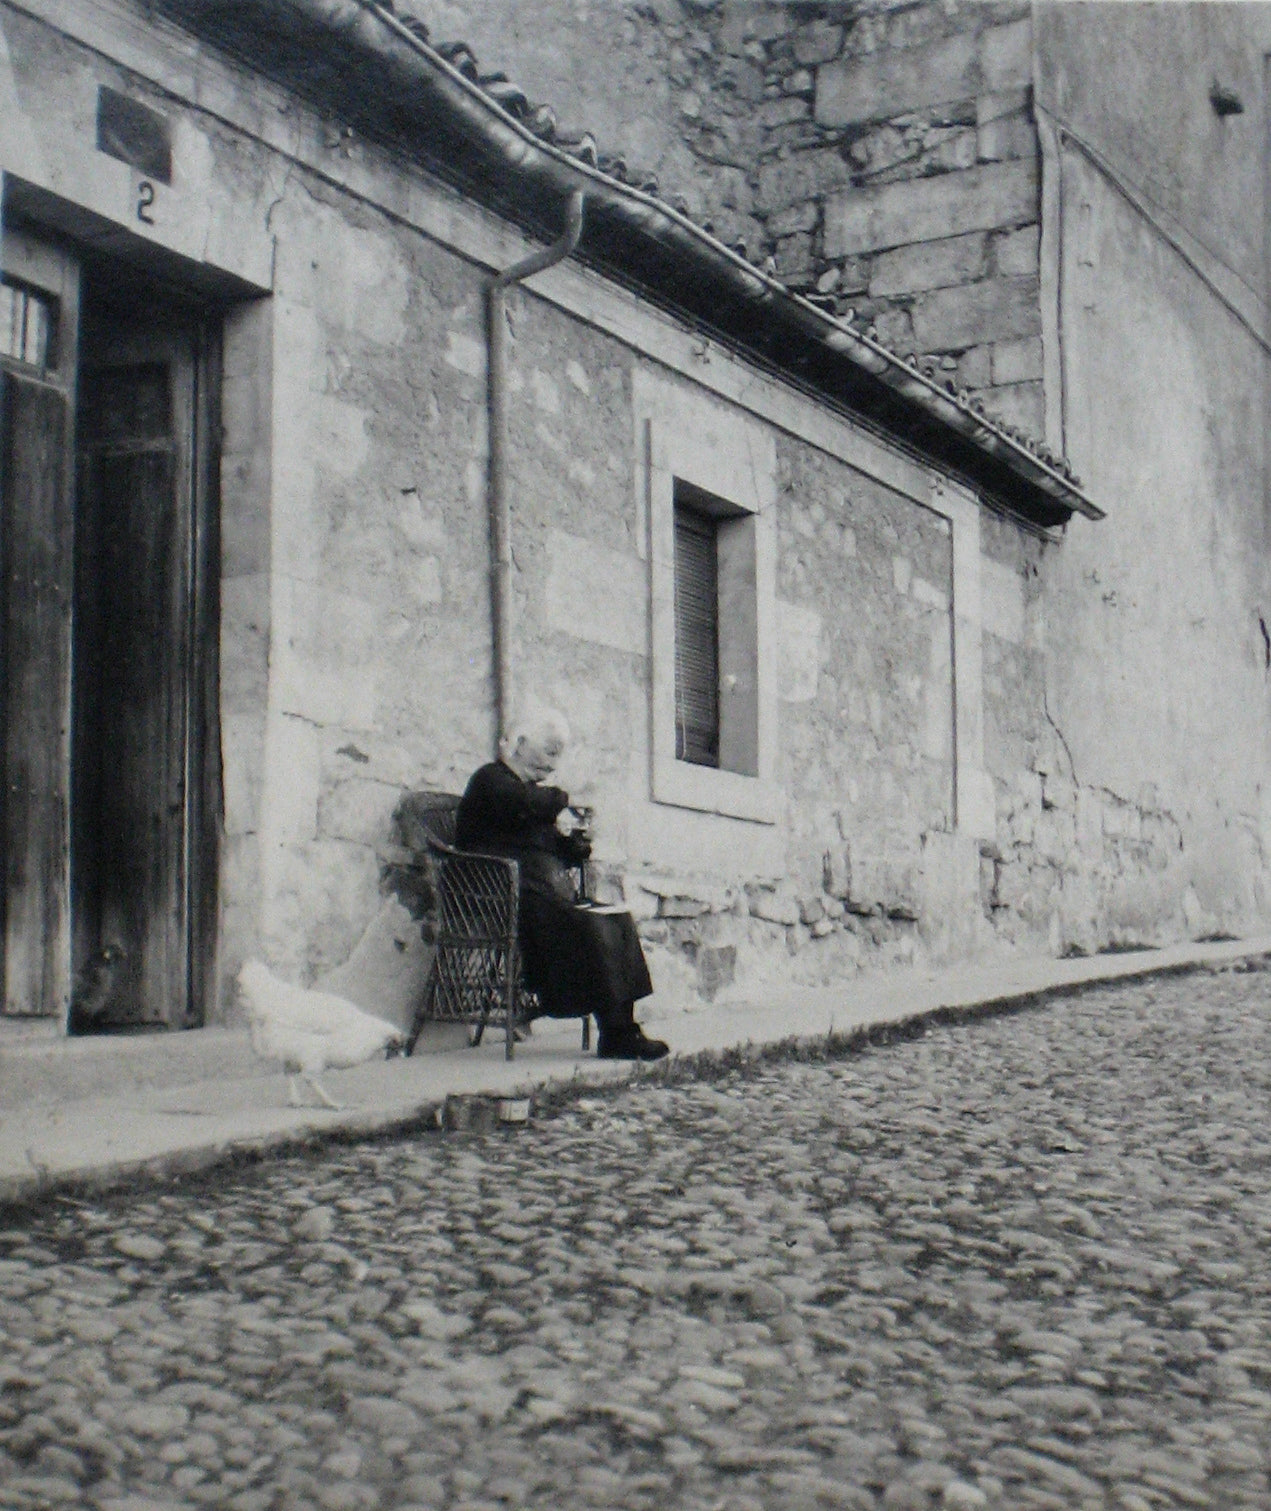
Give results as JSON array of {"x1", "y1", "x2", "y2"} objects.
[{"x1": 71, "y1": 274, "x2": 221, "y2": 1033}]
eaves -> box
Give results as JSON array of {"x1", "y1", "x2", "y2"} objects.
[{"x1": 154, "y1": 0, "x2": 1102, "y2": 529}]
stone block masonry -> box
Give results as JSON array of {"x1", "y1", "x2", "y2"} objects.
[
  {"x1": 908, "y1": 275, "x2": 1041, "y2": 353},
  {"x1": 869, "y1": 232, "x2": 989, "y2": 298},
  {"x1": 994, "y1": 328, "x2": 1044, "y2": 383},
  {"x1": 606, "y1": 0, "x2": 1048, "y2": 444},
  {"x1": 17, "y1": 0, "x2": 1271, "y2": 1044},
  {"x1": 987, "y1": 772, "x2": 1187, "y2": 956},
  {"x1": 755, "y1": 149, "x2": 854, "y2": 218},
  {"x1": 815, "y1": 33, "x2": 980, "y2": 127},
  {"x1": 811, "y1": 8, "x2": 1043, "y2": 436},
  {"x1": 823, "y1": 162, "x2": 1038, "y2": 260},
  {"x1": 971, "y1": 512, "x2": 1202, "y2": 957},
  {"x1": 607, "y1": 432, "x2": 960, "y2": 1001}
]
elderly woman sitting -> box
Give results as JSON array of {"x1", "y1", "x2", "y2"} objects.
[{"x1": 455, "y1": 707, "x2": 668, "y2": 1061}]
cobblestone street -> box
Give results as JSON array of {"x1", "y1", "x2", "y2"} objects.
[{"x1": 3, "y1": 962, "x2": 1271, "y2": 1511}]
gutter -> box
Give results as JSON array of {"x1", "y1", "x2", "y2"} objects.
[
  {"x1": 165, "y1": 0, "x2": 1102, "y2": 523},
  {"x1": 487, "y1": 190, "x2": 585, "y2": 752}
]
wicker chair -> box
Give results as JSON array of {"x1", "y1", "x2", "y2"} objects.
[{"x1": 396, "y1": 791, "x2": 590, "y2": 1061}]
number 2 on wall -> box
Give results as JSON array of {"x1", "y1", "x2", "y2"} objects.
[{"x1": 137, "y1": 180, "x2": 156, "y2": 225}]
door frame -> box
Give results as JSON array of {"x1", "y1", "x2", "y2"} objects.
[
  {"x1": 1, "y1": 223, "x2": 223, "y2": 1030},
  {"x1": 186, "y1": 313, "x2": 223, "y2": 1032}
]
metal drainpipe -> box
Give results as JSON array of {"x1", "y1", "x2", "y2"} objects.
[{"x1": 486, "y1": 190, "x2": 586, "y2": 753}]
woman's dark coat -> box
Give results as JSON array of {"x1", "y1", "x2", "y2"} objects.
[{"x1": 454, "y1": 761, "x2": 652, "y2": 1023}]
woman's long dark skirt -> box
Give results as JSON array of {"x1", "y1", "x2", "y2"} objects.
[{"x1": 518, "y1": 893, "x2": 652, "y2": 1025}]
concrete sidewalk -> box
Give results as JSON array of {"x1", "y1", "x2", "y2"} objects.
[{"x1": 2, "y1": 934, "x2": 1268, "y2": 1207}]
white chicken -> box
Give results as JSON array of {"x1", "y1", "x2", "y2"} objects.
[{"x1": 238, "y1": 960, "x2": 404, "y2": 1110}]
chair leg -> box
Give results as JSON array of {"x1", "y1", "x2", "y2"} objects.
[
  {"x1": 472, "y1": 975, "x2": 491, "y2": 1049},
  {"x1": 504, "y1": 962, "x2": 516, "y2": 1062},
  {"x1": 581, "y1": 1015, "x2": 591, "y2": 1052}
]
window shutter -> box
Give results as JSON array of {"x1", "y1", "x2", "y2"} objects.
[{"x1": 673, "y1": 503, "x2": 719, "y2": 767}]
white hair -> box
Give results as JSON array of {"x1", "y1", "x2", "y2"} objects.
[{"x1": 505, "y1": 699, "x2": 570, "y2": 756}]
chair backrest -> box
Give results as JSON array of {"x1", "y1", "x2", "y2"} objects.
[
  {"x1": 394, "y1": 789, "x2": 461, "y2": 854},
  {"x1": 434, "y1": 849, "x2": 518, "y2": 941},
  {"x1": 392, "y1": 788, "x2": 517, "y2": 945}
]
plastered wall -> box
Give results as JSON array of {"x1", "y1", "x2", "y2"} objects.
[
  {"x1": 1034, "y1": 2, "x2": 1271, "y2": 943},
  {"x1": 254, "y1": 189, "x2": 984, "y2": 998}
]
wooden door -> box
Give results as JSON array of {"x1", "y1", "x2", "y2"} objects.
[
  {"x1": 0, "y1": 245, "x2": 78, "y2": 1021},
  {"x1": 0, "y1": 372, "x2": 72, "y2": 1016},
  {"x1": 72, "y1": 309, "x2": 209, "y2": 1030}
]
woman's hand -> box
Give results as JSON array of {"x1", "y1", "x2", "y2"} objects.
[
  {"x1": 554, "y1": 805, "x2": 583, "y2": 836},
  {"x1": 555, "y1": 805, "x2": 593, "y2": 863},
  {"x1": 557, "y1": 828, "x2": 592, "y2": 865}
]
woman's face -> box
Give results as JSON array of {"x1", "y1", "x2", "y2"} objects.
[{"x1": 516, "y1": 732, "x2": 564, "y2": 782}]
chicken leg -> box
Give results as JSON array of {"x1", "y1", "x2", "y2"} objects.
[{"x1": 288, "y1": 1072, "x2": 344, "y2": 1111}]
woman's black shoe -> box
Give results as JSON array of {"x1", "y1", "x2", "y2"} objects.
[{"x1": 597, "y1": 1024, "x2": 669, "y2": 1061}]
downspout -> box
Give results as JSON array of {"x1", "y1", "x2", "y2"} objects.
[{"x1": 487, "y1": 189, "x2": 586, "y2": 752}]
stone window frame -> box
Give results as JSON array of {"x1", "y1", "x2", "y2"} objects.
[{"x1": 635, "y1": 369, "x2": 781, "y2": 825}]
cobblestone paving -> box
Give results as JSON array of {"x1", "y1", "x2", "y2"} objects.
[{"x1": 3, "y1": 964, "x2": 1271, "y2": 1511}]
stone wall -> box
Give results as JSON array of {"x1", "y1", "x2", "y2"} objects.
[
  {"x1": 268, "y1": 0, "x2": 1271, "y2": 972},
  {"x1": 763, "y1": 1, "x2": 1043, "y2": 435},
  {"x1": 218, "y1": 297, "x2": 275, "y2": 984},
  {"x1": 1034, "y1": 5, "x2": 1271, "y2": 947},
  {"x1": 618, "y1": 433, "x2": 958, "y2": 999},
  {"x1": 256, "y1": 188, "x2": 505, "y2": 988},
  {"x1": 977, "y1": 511, "x2": 1192, "y2": 957},
  {"x1": 462, "y1": 265, "x2": 969, "y2": 1002},
  {"x1": 389, "y1": 0, "x2": 1271, "y2": 959},
  {"x1": 1035, "y1": 0, "x2": 1271, "y2": 297}
]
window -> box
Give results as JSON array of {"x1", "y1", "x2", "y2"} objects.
[
  {"x1": 0, "y1": 281, "x2": 55, "y2": 371},
  {"x1": 674, "y1": 494, "x2": 719, "y2": 766},
  {"x1": 673, "y1": 480, "x2": 760, "y2": 777},
  {"x1": 637, "y1": 370, "x2": 778, "y2": 824}
]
